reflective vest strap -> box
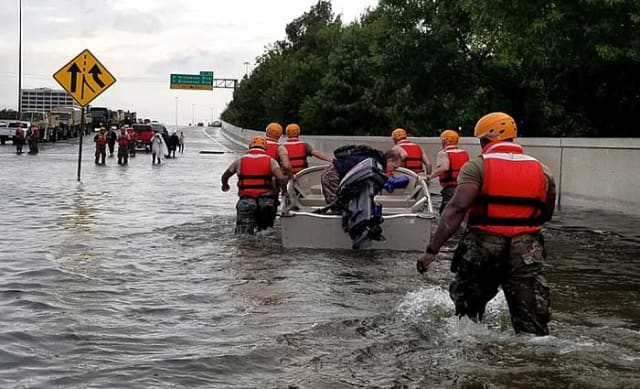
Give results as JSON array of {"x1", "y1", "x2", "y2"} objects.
[{"x1": 468, "y1": 194, "x2": 546, "y2": 226}]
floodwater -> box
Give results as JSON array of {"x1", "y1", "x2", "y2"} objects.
[{"x1": 0, "y1": 128, "x2": 638, "y2": 388}]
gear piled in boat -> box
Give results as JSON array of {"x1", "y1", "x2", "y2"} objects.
[{"x1": 337, "y1": 158, "x2": 389, "y2": 249}]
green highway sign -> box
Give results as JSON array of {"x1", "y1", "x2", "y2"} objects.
[{"x1": 170, "y1": 71, "x2": 214, "y2": 90}]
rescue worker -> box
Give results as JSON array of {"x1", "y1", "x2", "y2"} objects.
[
  {"x1": 117, "y1": 127, "x2": 129, "y2": 165},
  {"x1": 127, "y1": 127, "x2": 137, "y2": 157},
  {"x1": 264, "y1": 122, "x2": 291, "y2": 175},
  {"x1": 93, "y1": 127, "x2": 107, "y2": 164},
  {"x1": 29, "y1": 126, "x2": 40, "y2": 154},
  {"x1": 107, "y1": 126, "x2": 117, "y2": 157},
  {"x1": 390, "y1": 128, "x2": 432, "y2": 175},
  {"x1": 221, "y1": 136, "x2": 288, "y2": 234},
  {"x1": 14, "y1": 123, "x2": 25, "y2": 155},
  {"x1": 428, "y1": 130, "x2": 470, "y2": 214},
  {"x1": 283, "y1": 123, "x2": 333, "y2": 175},
  {"x1": 417, "y1": 112, "x2": 556, "y2": 336}
]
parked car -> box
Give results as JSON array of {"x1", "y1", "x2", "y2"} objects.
[{"x1": 212, "y1": 120, "x2": 222, "y2": 127}]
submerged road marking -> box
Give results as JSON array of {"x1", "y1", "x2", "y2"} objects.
[{"x1": 201, "y1": 127, "x2": 234, "y2": 152}]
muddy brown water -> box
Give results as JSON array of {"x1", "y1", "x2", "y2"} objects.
[{"x1": 0, "y1": 128, "x2": 638, "y2": 388}]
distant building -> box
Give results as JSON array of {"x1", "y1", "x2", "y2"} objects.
[{"x1": 21, "y1": 87, "x2": 79, "y2": 112}]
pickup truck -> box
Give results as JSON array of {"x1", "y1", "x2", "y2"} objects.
[
  {"x1": 0, "y1": 121, "x2": 30, "y2": 144},
  {"x1": 0, "y1": 121, "x2": 9, "y2": 144}
]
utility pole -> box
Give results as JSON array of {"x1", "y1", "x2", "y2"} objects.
[{"x1": 18, "y1": 0, "x2": 22, "y2": 116}]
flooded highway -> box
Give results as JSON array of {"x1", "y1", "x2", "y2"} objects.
[{"x1": 0, "y1": 127, "x2": 638, "y2": 388}]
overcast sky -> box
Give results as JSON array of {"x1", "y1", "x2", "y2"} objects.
[{"x1": 0, "y1": 0, "x2": 378, "y2": 124}]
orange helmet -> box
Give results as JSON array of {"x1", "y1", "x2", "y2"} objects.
[
  {"x1": 249, "y1": 135, "x2": 267, "y2": 150},
  {"x1": 286, "y1": 123, "x2": 301, "y2": 138},
  {"x1": 440, "y1": 129, "x2": 459, "y2": 146},
  {"x1": 265, "y1": 122, "x2": 283, "y2": 139},
  {"x1": 474, "y1": 112, "x2": 517, "y2": 141},
  {"x1": 391, "y1": 128, "x2": 407, "y2": 143}
]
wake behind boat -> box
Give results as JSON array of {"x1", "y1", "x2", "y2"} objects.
[{"x1": 281, "y1": 161, "x2": 436, "y2": 251}]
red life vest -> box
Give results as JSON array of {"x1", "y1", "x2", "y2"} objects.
[
  {"x1": 438, "y1": 145, "x2": 470, "y2": 188},
  {"x1": 238, "y1": 149, "x2": 274, "y2": 198},
  {"x1": 15, "y1": 128, "x2": 24, "y2": 138},
  {"x1": 467, "y1": 142, "x2": 547, "y2": 237},
  {"x1": 397, "y1": 139, "x2": 424, "y2": 173},
  {"x1": 96, "y1": 134, "x2": 107, "y2": 146},
  {"x1": 128, "y1": 131, "x2": 136, "y2": 142},
  {"x1": 283, "y1": 137, "x2": 308, "y2": 174},
  {"x1": 266, "y1": 138, "x2": 279, "y2": 160},
  {"x1": 118, "y1": 134, "x2": 129, "y2": 146}
]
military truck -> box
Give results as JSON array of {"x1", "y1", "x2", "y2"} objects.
[
  {"x1": 19, "y1": 111, "x2": 50, "y2": 141},
  {"x1": 49, "y1": 107, "x2": 82, "y2": 141}
]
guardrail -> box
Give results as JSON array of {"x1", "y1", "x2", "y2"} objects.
[{"x1": 221, "y1": 121, "x2": 640, "y2": 215}]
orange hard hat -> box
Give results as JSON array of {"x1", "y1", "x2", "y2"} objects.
[
  {"x1": 249, "y1": 135, "x2": 267, "y2": 150},
  {"x1": 286, "y1": 123, "x2": 301, "y2": 138},
  {"x1": 474, "y1": 112, "x2": 517, "y2": 141},
  {"x1": 391, "y1": 128, "x2": 407, "y2": 142},
  {"x1": 440, "y1": 129, "x2": 459, "y2": 145},
  {"x1": 265, "y1": 122, "x2": 283, "y2": 139}
]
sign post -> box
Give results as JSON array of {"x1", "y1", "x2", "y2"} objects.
[
  {"x1": 77, "y1": 107, "x2": 85, "y2": 181},
  {"x1": 53, "y1": 49, "x2": 116, "y2": 181}
]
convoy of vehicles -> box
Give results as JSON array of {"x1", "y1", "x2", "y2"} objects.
[
  {"x1": 0, "y1": 105, "x2": 140, "y2": 145},
  {"x1": 48, "y1": 107, "x2": 83, "y2": 141}
]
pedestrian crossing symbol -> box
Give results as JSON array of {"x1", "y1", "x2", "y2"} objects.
[{"x1": 53, "y1": 49, "x2": 116, "y2": 107}]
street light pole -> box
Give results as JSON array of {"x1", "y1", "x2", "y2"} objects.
[
  {"x1": 18, "y1": 0, "x2": 22, "y2": 116},
  {"x1": 175, "y1": 97, "x2": 178, "y2": 126},
  {"x1": 243, "y1": 61, "x2": 250, "y2": 77}
]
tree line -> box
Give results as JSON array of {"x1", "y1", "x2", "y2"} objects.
[{"x1": 222, "y1": 0, "x2": 639, "y2": 137}]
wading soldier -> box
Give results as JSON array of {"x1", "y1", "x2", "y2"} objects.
[
  {"x1": 221, "y1": 136, "x2": 288, "y2": 234},
  {"x1": 428, "y1": 130, "x2": 470, "y2": 214},
  {"x1": 390, "y1": 128, "x2": 432, "y2": 176},
  {"x1": 94, "y1": 127, "x2": 107, "y2": 165},
  {"x1": 418, "y1": 112, "x2": 556, "y2": 336}
]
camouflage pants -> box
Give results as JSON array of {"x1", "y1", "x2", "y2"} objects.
[
  {"x1": 449, "y1": 230, "x2": 551, "y2": 335},
  {"x1": 439, "y1": 185, "x2": 456, "y2": 215},
  {"x1": 321, "y1": 165, "x2": 340, "y2": 210},
  {"x1": 235, "y1": 195, "x2": 278, "y2": 235}
]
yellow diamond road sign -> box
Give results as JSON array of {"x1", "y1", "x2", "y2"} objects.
[{"x1": 53, "y1": 49, "x2": 116, "y2": 107}]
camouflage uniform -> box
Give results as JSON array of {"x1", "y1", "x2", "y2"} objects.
[
  {"x1": 449, "y1": 230, "x2": 550, "y2": 335},
  {"x1": 235, "y1": 195, "x2": 278, "y2": 234},
  {"x1": 439, "y1": 185, "x2": 456, "y2": 215}
]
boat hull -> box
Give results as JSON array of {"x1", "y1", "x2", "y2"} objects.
[{"x1": 281, "y1": 211, "x2": 433, "y2": 251}]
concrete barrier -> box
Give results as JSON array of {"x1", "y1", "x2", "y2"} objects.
[{"x1": 221, "y1": 121, "x2": 640, "y2": 215}]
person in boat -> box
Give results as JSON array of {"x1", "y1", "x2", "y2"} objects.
[
  {"x1": 428, "y1": 130, "x2": 470, "y2": 214},
  {"x1": 319, "y1": 145, "x2": 395, "y2": 213},
  {"x1": 390, "y1": 128, "x2": 432, "y2": 176},
  {"x1": 221, "y1": 135, "x2": 288, "y2": 234},
  {"x1": 418, "y1": 112, "x2": 556, "y2": 336},
  {"x1": 264, "y1": 122, "x2": 291, "y2": 176},
  {"x1": 283, "y1": 123, "x2": 333, "y2": 175}
]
